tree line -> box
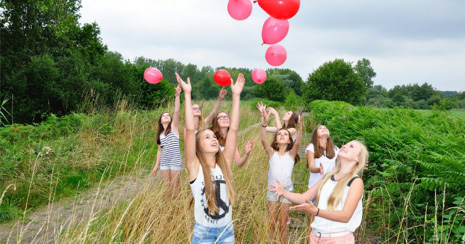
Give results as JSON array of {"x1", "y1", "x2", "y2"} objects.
[{"x1": 1, "y1": 1, "x2": 463, "y2": 125}]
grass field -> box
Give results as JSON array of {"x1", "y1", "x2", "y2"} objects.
[{"x1": 1, "y1": 100, "x2": 464, "y2": 243}]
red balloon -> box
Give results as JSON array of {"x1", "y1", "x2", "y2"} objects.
[
  {"x1": 252, "y1": 68, "x2": 267, "y2": 84},
  {"x1": 228, "y1": 0, "x2": 253, "y2": 21},
  {"x1": 214, "y1": 69, "x2": 231, "y2": 86},
  {"x1": 262, "y1": 17, "x2": 289, "y2": 45},
  {"x1": 144, "y1": 67, "x2": 163, "y2": 84},
  {"x1": 265, "y1": 44, "x2": 287, "y2": 66},
  {"x1": 257, "y1": 0, "x2": 300, "y2": 20}
]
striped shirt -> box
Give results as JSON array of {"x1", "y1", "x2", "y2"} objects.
[{"x1": 159, "y1": 131, "x2": 182, "y2": 168}]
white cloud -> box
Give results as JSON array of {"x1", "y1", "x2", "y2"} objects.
[{"x1": 79, "y1": 0, "x2": 465, "y2": 91}]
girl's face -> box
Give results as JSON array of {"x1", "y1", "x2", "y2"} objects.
[
  {"x1": 192, "y1": 104, "x2": 202, "y2": 117},
  {"x1": 276, "y1": 129, "x2": 291, "y2": 145},
  {"x1": 216, "y1": 112, "x2": 230, "y2": 128},
  {"x1": 338, "y1": 141, "x2": 361, "y2": 163},
  {"x1": 199, "y1": 129, "x2": 219, "y2": 153},
  {"x1": 283, "y1": 111, "x2": 293, "y2": 122},
  {"x1": 161, "y1": 113, "x2": 171, "y2": 124},
  {"x1": 317, "y1": 125, "x2": 330, "y2": 137}
]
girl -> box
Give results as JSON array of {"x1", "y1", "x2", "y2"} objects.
[
  {"x1": 152, "y1": 85, "x2": 183, "y2": 193},
  {"x1": 270, "y1": 141, "x2": 369, "y2": 244},
  {"x1": 177, "y1": 72, "x2": 244, "y2": 244},
  {"x1": 210, "y1": 111, "x2": 254, "y2": 167},
  {"x1": 191, "y1": 88, "x2": 227, "y2": 132},
  {"x1": 307, "y1": 125, "x2": 338, "y2": 194},
  {"x1": 260, "y1": 107, "x2": 303, "y2": 243},
  {"x1": 257, "y1": 102, "x2": 299, "y2": 140}
]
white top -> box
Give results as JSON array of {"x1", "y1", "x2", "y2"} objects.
[
  {"x1": 268, "y1": 151, "x2": 295, "y2": 191},
  {"x1": 190, "y1": 164, "x2": 232, "y2": 227},
  {"x1": 306, "y1": 143, "x2": 339, "y2": 189},
  {"x1": 311, "y1": 176, "x2": 363, "y2": 233}
]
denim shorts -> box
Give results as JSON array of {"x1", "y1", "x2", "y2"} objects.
[
  {"x1": 192, "y1": 221, "x2": 235, "y2": 244},
  {"x1": 159, "y1": 164, "x2": 182, "y2": 171},
  {"x1": 267, "y1": 185, "x2": 292, "y2": 204}
]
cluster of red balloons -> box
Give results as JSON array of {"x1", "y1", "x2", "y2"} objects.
[{"x1": 226, "y1": 0, "x2": 300, "y2": 85}]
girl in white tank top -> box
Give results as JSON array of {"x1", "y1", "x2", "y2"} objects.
[
  {"x1": 177, "y1": 72, "x2": 245, "y2": 244},
  {"x1": 269, "y1": 140, "x2": 369, "y2": 244},
  {"x1": 259, "y1": 107, "x2": 303, "y2": 244}
]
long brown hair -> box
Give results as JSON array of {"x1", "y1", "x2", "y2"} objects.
[
  {"x1": 270, "y1": 129, "x2": 300, "y2": 163},
  {"x1": 310, "y1": 125, "x2": 336, "y2": 159},
  {"x1": 156, "y1": 112, "x2": 172, "y2": 145},
  {"x1": 195, "y1": 129, "x2": 235, "y2": 214},
  {"x1": 210, "y1": 111, "x2": 229, "y2": 147},
  {"x1": 315, "y1": 141, "x2": 369, "y2": 211},
  {"x1": 284, "y1": 111, "x2": 299, "y2": 130},
  {"x1": 193, "y1": 104, "x2": 206, "y2": 131}
]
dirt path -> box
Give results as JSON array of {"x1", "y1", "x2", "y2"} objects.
[
  {"x1": 0, "y1": 122, "x2": 263, "y2": 244},
  {"x1": 0, "y1": 169, "x2": 153, "y2": 244}
]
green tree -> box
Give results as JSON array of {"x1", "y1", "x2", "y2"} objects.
[
  {"x1": 354, "y1": 58, "x2": 376, "y2": 88},
  {"x1": 303, "y1": 59, "x2": 366, "y2": 105},
  {"x1": 253, "y1": 77, "x2": 286, "y2": 102},
  {"x1": 268, "y1": 68, "x2": 304, "y2": 96}
]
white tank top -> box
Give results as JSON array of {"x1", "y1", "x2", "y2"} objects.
[
  {"x1": 190, "y1": 164, "x2": 232, "y2": 227},
  {"x1": 268, "y1": 151, "x2": 295, "y2": 190},
  {"x1": 311, "y1": 176, "x2": 363, "y2": 233},
  {"x1": 306, "y1": 143, "x2": 339, "y2": 189}
]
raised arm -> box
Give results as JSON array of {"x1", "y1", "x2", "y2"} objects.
[
  {"x1": 234, "y1": 140, "x2": 254, "y2": 167},
  {"x1": 204, "y1": 88, "x2": 227, "y2": 126},
  {"x1": 257, "y1": 102, "x2": 278, "y2": 133},
  {"x1": 290, "y1": 178, "x2": 364, "y2": 223},
  {"x1": 268, "y1": 107, "x2": 282, "y2": 129},
  {"x1": 171, "y1": 85, "x2": 181, "y2": 134},
  {"x1": 260, "y1": 109, "x2": 275, "y2": 158},
  {"x1": 176, "y1": 73, "x2": 198, "y2": 180},
  {"x1": 290, "y1": 115, "x2": 303, "y2": 159},
  {"x1": 223, "y1": 74, "x2": 244, "y2": 168}
]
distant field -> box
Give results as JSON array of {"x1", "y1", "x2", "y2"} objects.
[{"x1": 417, "y1": 109, "x2": 465, "y2": 119}]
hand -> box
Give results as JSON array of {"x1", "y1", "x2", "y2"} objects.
[
  {"x1": 152, "y1": 167, "x2": 158, "y2": 177},
  {"x1": 256, "y1": 102, "x2": 267, "y2": 114},
  {"x1": 175, "y1": 72, "x2": 191, "y2": 93},
  {"x1": 319, "y1": 164, "x2": 324, "y2": 175},
  {"x1": 245, "y1": 140, "x2": 254, "y2": 154},
  {"x1": 269, "y1": 179, "x2": 285, "y2": 198},
  {"x1": 218, "y1": 87, "x2": 227, "y2": 100},
  {"x1": 289, "y1": 198, "x2": 317, "y2": 215},
  {"x1": 266, "y1": 107, "x2": 277, "y2": 115},
  {"x1": 297, "y1": 114, "x2": 304, "y2": 130},
  {"x1": 175, "y1": 84, "x2": 181, "y2": 95},
  {"x1": 230, "y1": 73, "x2": 245, "y2": 95},
  {"x1": 261, "y1": 109, "x2": 271, "y2": 124}
]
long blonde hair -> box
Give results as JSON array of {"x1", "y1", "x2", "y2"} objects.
[
  {"x1": 195, "y1": 129, "x2": 235, "y2": 214},
  {"x1": 315, "y1": 141, "x2": 369, "y2": 211}
]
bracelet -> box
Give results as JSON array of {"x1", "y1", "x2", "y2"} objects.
[
  {"x1": 262, "y1": 124, "x2": 267, "y2": 128},
  {"x1": 316, "y1": 208, "x2": 320, "y2": 216}
]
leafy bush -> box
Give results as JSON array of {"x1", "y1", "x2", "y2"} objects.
[{"x1": 307, "y1": 100, "x2": 465, "y2": 242}]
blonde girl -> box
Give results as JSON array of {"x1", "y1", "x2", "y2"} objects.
[
  {"x1": 177, "y1": 72, "x2": 245, "y2": 244},
  {"x1": 260, "y1": 107, "x2": 303, "y2": 243},
  {"x1": 270, "y1": 140, "x2": 369, "y2": 244}
]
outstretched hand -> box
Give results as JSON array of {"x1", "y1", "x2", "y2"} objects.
[
  {"x1": 269, "y1": 179, "x2": 285, "y2": 198},
  {"x1": 230, "y1": 73, "x2": 245, "y2": 95},
  {"x1": 245, "y1": 140, "x2": 254, "y2": 154},
  {"x1": 297, "y1": 114, "x2": 304, "y2": 130},
  {"x1": 289, "y1": 198, "x2": 317, "y2": 215},
  {"x1": 256, "y1": 102, "x2": 267, "y2": 113},
  {"x1": 175, "y1": 84, "x2": 181, "y2": 95},
  {"x1": 219, "y1": 87, "x2": 227, "y2": 100},
  {"x1": 175, "y1": 72, "x2": 191, "y2": 93}
]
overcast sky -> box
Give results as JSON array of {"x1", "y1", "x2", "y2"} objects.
[{"x1": 79, "y1": 0, "x2": 465, "y2": 91}]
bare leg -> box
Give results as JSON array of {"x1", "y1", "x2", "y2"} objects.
[
  {"x1": 160, "y1": 170, "x2": 170, "y2": 187},
  {"x1": 279, "y1": 203, "x2": 290, "y2": 244},
  {"x1": 268, "y1": 201, "x2": 279, "y2": 241},
  {"x1": 170, "y1": 170, "x2": 181, "y2": 195}
]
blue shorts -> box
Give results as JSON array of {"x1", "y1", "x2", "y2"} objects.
[
  {"x1": 159, "y1": 165, "x2": 182, "y2": 171},
  {"x1": 192, "y1": 221, "x2": 235, "y2": 244}
]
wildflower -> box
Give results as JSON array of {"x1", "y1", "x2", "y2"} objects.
[{"x1": 343, "y1": 115, "x2": 346, "y2": 120}]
